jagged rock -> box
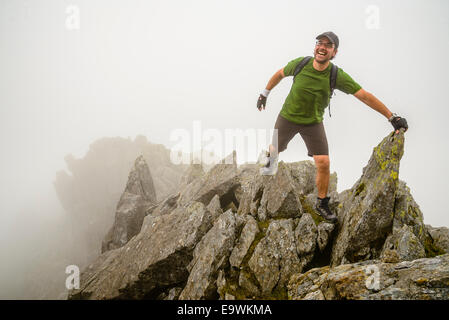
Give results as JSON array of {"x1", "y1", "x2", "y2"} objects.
[
  {"x1": 248, "y1": 219, "x2": 301, "y2": 296},
  {"x1": 179, "y1": 162, "x2": 205, "y2": 190},
  {"x1": 331, "y1": 131, "x2": 405, "y2": 266},
  {"x1": 256, "y1": 163, "x2": 304, "y2": 220},
  {"x1": 216, "y1": 270, "x2": 227, "y2": 298},
  {"x1": 177, "y1": 151, "x2": 240, "y2": 208},
  {"x1": 179, "y1": 210, "x2": 240, "y2": 300},
  {"x1": 54, "y1": 136, "x2": 187, "y2": 272},
  {"x1": 69, "y1": 130, "x2": 449, "y2": 301},
  {"x1": 392, "y1": 181, "x2": 426, "y2": 242},
  {"x1": 229, "y1": 215, "x2": 259, "y2": 268},
  {"x1": 239, "y1": 271, "x2": 260, "y2": 297},
  {"x1": 303, "y1": 290, "x2": 325, "y2": 300},
  {"x1": 381, "y1": 225, "x2": 426, "y2": 262},
  {"x1": 295, "y1": 213, "x2": 317, "y2": 258},
  {"x1": 288, "y1": 254, "x2": 449, "y2": 300},
  {"x1": 157, "y1": 287, "x2": 183, "y2": 300},
  {"x1": 317, "y1": 222, "x2": 336, "y2": 252},
  {"x1": 69, "y1": 200, "x2": 218, "y2": 299},
  {"x1": 379, "y1": 180, "x2": 438, "y2": 262},
  {"x1": 426, "y1": 225, "x2": 449, "y2": 254},
  {"x1": 102, "y1": 156, "x2": 157, "y2": 253},
  {"x1": 237, "y1": 162, "x2": 308, "y2": 221},
  {"x1": 146, "y1": 192, "x2": 180, "y2": 217}
]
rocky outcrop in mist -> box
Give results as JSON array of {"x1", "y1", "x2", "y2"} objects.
[
  {"x1": 68, "y1": 131, "x2": 449, "y2": 300},
  {"x1": 102, "y1": 156, "x2": 157, "y2": 253},
  {"x1": 53, "y1": 135, "x2": 187, "y2": 269}
]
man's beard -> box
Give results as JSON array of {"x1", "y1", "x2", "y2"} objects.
[{"x1": 314, "y1": 53, "x2": 331, "y2": 64}]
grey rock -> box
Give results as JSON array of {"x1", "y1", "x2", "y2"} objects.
[
  {"x1": 426, "y1": 225, "x2": 449, "y2": 254},
  {"x1": 146, "y1": 192, "x2": 180, "y2": 217},
  {"x1": 248, "y1": 219, "x2": 301, "y2": 296},
  {"x1": 237, "y1": 162, "x2": 305, "y2": 221},
  {"x1": 69, "y1": 201, "x2": 216, "y2": 299},
  {"x1": 229, "y1": 215, "x2": 259, "y2": 268},
  {"x1": 317, "y1": 222, "x2": 336, "y2": 252},
  {"x1": 331, "y1": 131, "x2": 405, "y2": 266},
  {"x1": 177, "y1": 151, "x2": 239, "y2": 208},
  {"x1": 225, "y1": 293, "x2": 236, "y2": 300},
  {"x1": 288, "y1": 254, "x2": 449, "y2": 300},
  {"x1": 239, "y1": 271, "x2": 260, "y2": 297},
  {"x1": 179, "y1": 210, "x2": 239, "y2": 300},
  {"x1": 381, "y1": 225, "x2": 426, "y2": 262},
  {"x1": 179, "y1": 162, "x2": 205, "y2": 190},
  {"x1": 303, "y1": 290, "x2": 325, "y2": 300},
  {"x1": 392, "y1": 181, "x2": 426, "y2": 243},
  {"x1": 102, "y1": 156, "x2": 157, "y2": 253},
  {"x1": 295, "y1": 213, "x2": 318, "y2": 257}
]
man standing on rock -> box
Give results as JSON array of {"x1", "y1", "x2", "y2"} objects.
[{"x1": 257, "y1": 31, "x2": 408, "y2": 223}]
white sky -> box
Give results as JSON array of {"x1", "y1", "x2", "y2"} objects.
[{"x1": 0, "y1": 0, "x2": 448, "y2": 282}]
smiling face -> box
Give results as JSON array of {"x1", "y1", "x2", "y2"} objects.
[{"x1": 314, "y1": 36, "x2": 337, "y2": 64}]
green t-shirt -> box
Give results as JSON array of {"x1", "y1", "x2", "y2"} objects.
[{"x1": 280, "y1": 57, "x2": 362, "y2": 125}]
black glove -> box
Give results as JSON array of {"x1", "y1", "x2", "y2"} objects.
[
  {"x1": 257, "y1": 94, "x2": 267, "y2": 111},
  {"x1": 390, "y1": 116, "x2": 408, "y2": 132}
]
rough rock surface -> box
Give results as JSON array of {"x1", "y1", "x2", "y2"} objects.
[
  {"x1": 69, "y1": 131, "x2": 449, "y2": 300},
  {"x1": 288, "y1": 254, "x2": 449, "y2": 300},
  {"x1": 426, "y1": 225, "x2": 449, "y2": 254},
  {"x1": 69, "y1": 200, "x2": 218, "y2": 299},
  {"x1": 331, "y1": 132, "x2": 404, "y2": 266},
  {"x1": 248, "y1": 219, "x2": 301, "y2": 296},
  {"x1": 102, "y1": 156, "x2": 157, "y2": 252},
  {"x1": 179, "y1": 210, "x2": 243, "y2": 299}
]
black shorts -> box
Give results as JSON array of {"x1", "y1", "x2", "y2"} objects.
[{"x1": 272, "y1": 114, "x2": 329, "y2": 157}]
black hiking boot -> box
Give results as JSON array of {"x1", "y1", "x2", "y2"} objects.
[{"x1": 316, "y1": 196, "x2": 338, "y2": 223}]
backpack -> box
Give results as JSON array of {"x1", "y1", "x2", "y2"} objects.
[{"x1": 292, "y1": 56, "x2": 338, "y2": 117}]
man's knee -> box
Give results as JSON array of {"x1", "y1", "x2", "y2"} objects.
[{"x1": 313, "y1": 155, "x2": 330, "y2": 170}]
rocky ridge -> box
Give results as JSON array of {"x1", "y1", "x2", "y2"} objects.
[{"x1": 68, "y1": 131, "x2": 449, "y2": 300}]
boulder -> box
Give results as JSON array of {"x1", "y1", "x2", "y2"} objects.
[
  {"x1": 248, "y1": 219, "x2": 301, "y2": 296},
  {"x1": 102, "y1": 156, "x2": 157, "y2": 253},
  {"x1": 331, "y1": 131, "x2": 405, "y2": 266},
  {"x1": 229, "y1": 215, "x2": 259, "y2": 269},
  {"x1": 177, "y1": 151, "x2": 240, "y2": 208},
  {"x1": 426, "y1": 225, "x2": 449, "y2": 254},
  {"x1": 288, "y1": 254, "x2": 449, "y2": 300},
  {"x1": 69, "y1": 200, "x2": 218, "y2": 299},
  {"x1": 179, "y1": 210, "x2": 242, "y2": 299}
]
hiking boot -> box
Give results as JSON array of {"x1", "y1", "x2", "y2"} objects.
[
  {"x1": 259, "y1": 154, "x2": 278, "y2": 175},
  {"x1": 257, "y1": 150, "x2": 270, "y2": 168},
  {"x1": 316, "y1": 196, "x2": 338, "y2": 223}
]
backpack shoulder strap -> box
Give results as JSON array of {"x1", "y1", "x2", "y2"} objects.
[
  {"x1": 293, "y1": 56, "x2": 312, "y2": 81},
  {"x1": 327, "y1": 64, "x2": 339, "y2": 118},
  {"x1": 329, "y1": 64, "x2": 338, "y2": 96}
]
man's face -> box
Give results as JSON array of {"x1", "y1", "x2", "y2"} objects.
[{"x1": 314, "y1": 37, "x2": 337, "y2": 64}]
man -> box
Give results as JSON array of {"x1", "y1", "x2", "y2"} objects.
[{"x1": 256, "y1": 31, "x2": 408, "y2": 223}]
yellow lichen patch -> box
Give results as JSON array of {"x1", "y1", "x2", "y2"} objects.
[
  {"x1": 414, "y1": 278, "x2": 428, "y2": 286},
  {"x1": 390, "y1": 171, "x2": 398, "y2": 180}
]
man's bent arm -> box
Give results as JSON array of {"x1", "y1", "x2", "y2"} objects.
[
  {"x1": 353, "y1": 88, "x2": 393, "y2": 120},
  {"x1": 265, "y1": 68, "x2": 285, "y2": 91}
]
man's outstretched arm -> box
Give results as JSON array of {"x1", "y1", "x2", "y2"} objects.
[
  {"x1": 257, "y1": 68, "x2": 285, "y2": 111},
  {"x1": 353, "y1": 88, "x2": 392, "y2": 119},
  {"x1": 353, "y1": 88, "x2": 408, "y2": 133}
]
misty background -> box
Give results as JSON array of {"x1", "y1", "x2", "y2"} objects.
[{"x1": 0, "y1": 0, "x2": 448, "y2": 299}]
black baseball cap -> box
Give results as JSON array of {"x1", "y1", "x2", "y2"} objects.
[{"x1": 316, "y1": 31, "x2": 339, "y2": 49}]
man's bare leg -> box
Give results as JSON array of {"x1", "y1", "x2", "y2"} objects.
[
  {"x1": 313, "y1": 155, "x2": 330, "y2": 198},
  {"x1": 313, "y1": 155, "x2": 337, "y2": 223}
]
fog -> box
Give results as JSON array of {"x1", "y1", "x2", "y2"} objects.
[{"x1": 0, "y1": 0, "x2": 448, "y2": 298}]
